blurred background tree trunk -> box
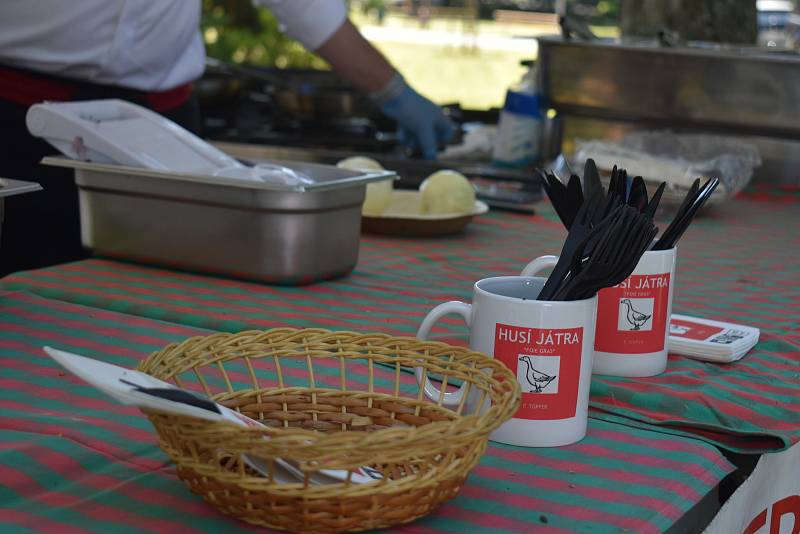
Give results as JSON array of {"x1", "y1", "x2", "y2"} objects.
[{"x1": 620, "y1": 0, "x2": 757, "y2": 44}]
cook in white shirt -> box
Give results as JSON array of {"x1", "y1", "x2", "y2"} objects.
[
  {"x1": 0, "y1": 0, "x2": 454, "y2": 275},
  {"x1": 0, "y1": 0, "x2": 452, "y2": 155}
]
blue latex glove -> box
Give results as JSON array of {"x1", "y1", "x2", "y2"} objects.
[{"x1": 376, "y1": 78, "x2": 455, "y2": 160}]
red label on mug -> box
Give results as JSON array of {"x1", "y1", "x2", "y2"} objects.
[
  {"x1": 493, "y1": 323, "x2": 583, "y2": 420},
  {"x1": 594, "y1": 273, "x2": 671, "y2": 354},
  {"x1": 669, "y1": 318, "x2": 724, "y2": 341}
]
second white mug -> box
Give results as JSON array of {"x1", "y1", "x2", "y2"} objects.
[{"x1": 522, "y1": 247, "x2": 677, "y2": 377}]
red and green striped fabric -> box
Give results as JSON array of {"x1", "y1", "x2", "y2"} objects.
[
  {"x1": 2, "y1": 194, "x2": 798, "y2": 453},
  {"x1": 736, "y1": 184, "x2": 800, "y2": 204},
  {"x1": 0, "y1": 291, "x2": 733, "y2": 533},
  {"x1": 589, "y1": 332, "x2": 800, "y2": 452}
]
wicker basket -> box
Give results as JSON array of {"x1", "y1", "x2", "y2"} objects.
[{"x1": 137, "y1": 328, "x2": 521, "y2": 533}]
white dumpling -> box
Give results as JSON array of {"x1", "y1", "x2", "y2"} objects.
[
  {"x1": 336, "y1": 156, "x2": 384, "y2": 172},
  {"x1": 337, "y1": 157, "x2": 393, "y2": 216},
  {"x1": 420, "y1": 170, "x2": 475, "y2": 215}
]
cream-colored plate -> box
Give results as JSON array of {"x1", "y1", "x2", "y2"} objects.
[{"x1": 362, "y1": 190, "x2": 489, "y2": 236}]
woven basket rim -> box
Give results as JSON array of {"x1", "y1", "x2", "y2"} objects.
[
  {"x1": 137, "y1": 328, "x2": 521, "y2": 455},
  {"x1": 140, "y1": 328, "x2": 509, "y2": 375}
]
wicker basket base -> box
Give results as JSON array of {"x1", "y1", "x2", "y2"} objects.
[
  {"x1": 176, "y1": 463, "x2": 469, "y2": 533},
  {"x1": 149, "y1": 389, "x2": 487, "y2": 533}
]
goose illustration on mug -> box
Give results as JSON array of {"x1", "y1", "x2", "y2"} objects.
[
  {"x1": 620, "y1": 298, "x2": 652, "y2": 331},
  {"x1": 518, "y1": 356, "x2": 557, "y2": 393}
]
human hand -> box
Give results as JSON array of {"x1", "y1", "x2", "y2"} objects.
[{"x1": 377, "y1": 78, "x2": 454, "y2": 159}]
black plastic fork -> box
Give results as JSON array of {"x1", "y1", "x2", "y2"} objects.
[
  {"x1": 553, "y1": 206, "x2": 658, "y2": 301},
  {"x1": 537, "y1": 191, "x2": 606, "y2": 301}
]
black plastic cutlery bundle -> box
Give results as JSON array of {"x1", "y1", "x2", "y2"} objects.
[{"x1": 536, "y1": 159, "x2": 719, "y2": 301}]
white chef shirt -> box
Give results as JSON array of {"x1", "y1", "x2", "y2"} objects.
[{"x1": 0, "y1": 0, "x2": 346, "y2": 91}]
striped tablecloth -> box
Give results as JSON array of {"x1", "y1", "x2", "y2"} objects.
[
  {"x1": 0, "y1": 290, "x2": 734, "y2": 533},
  {"x1": 3, "y1": 194, "x2": 798, "y2": 453}
]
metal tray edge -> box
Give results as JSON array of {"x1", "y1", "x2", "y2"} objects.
[
  {"x1": 0, "y1": 178, "x2": 43, "y2": 198},
  {"x1": 40, "y1": 156, "x2": 396, "y2": 192}
]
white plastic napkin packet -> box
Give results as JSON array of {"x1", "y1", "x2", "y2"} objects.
[
  {"x1": 43, "y1": 346, "x2": 382, "y2": 484},
  {"x1": 668, "y1": 314, "x2": 760, "y2": 363}
]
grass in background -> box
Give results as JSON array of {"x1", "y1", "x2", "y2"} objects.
[
  {"x1": 354, "y1": 13, "x2": 618, "y2": 110},
  {"x1": 369, "y1": 42, "x2": 532, "y2": 109}
]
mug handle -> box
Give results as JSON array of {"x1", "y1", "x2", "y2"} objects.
[
  {"x1": 415, "y1": 301, "x2": 472, "y2": 408},
  {"x1": 520, "y1": 255, "x2": 559, "y2": 277}
]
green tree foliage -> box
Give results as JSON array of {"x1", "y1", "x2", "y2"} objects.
[{"x1": 201, "y1": 0, "x2": 328, "y2": 68}]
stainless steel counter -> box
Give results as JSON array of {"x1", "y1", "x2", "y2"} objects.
[{"x1": 537, "y1": 36, "x2": 800, "y2": 185}]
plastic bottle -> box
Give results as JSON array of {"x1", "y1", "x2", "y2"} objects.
[{"x1": 492, "y1": 62, "x2": 543, "y2": 169}]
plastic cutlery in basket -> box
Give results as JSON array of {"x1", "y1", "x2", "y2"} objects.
[{"x1": 42, "y1": 346, "x2": 381, "y2": 485}]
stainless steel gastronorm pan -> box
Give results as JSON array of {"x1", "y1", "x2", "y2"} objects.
[{"x1": 42, "y1": 157, "x2": 395, "y2": 284}]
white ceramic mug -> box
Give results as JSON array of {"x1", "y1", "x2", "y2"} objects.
[
  {"x1": 522, "y1": 247, "x2": 677, "y2": 377},
  {"x1": 416, "y1": 276, "x2": 596, "y2": 447}
]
